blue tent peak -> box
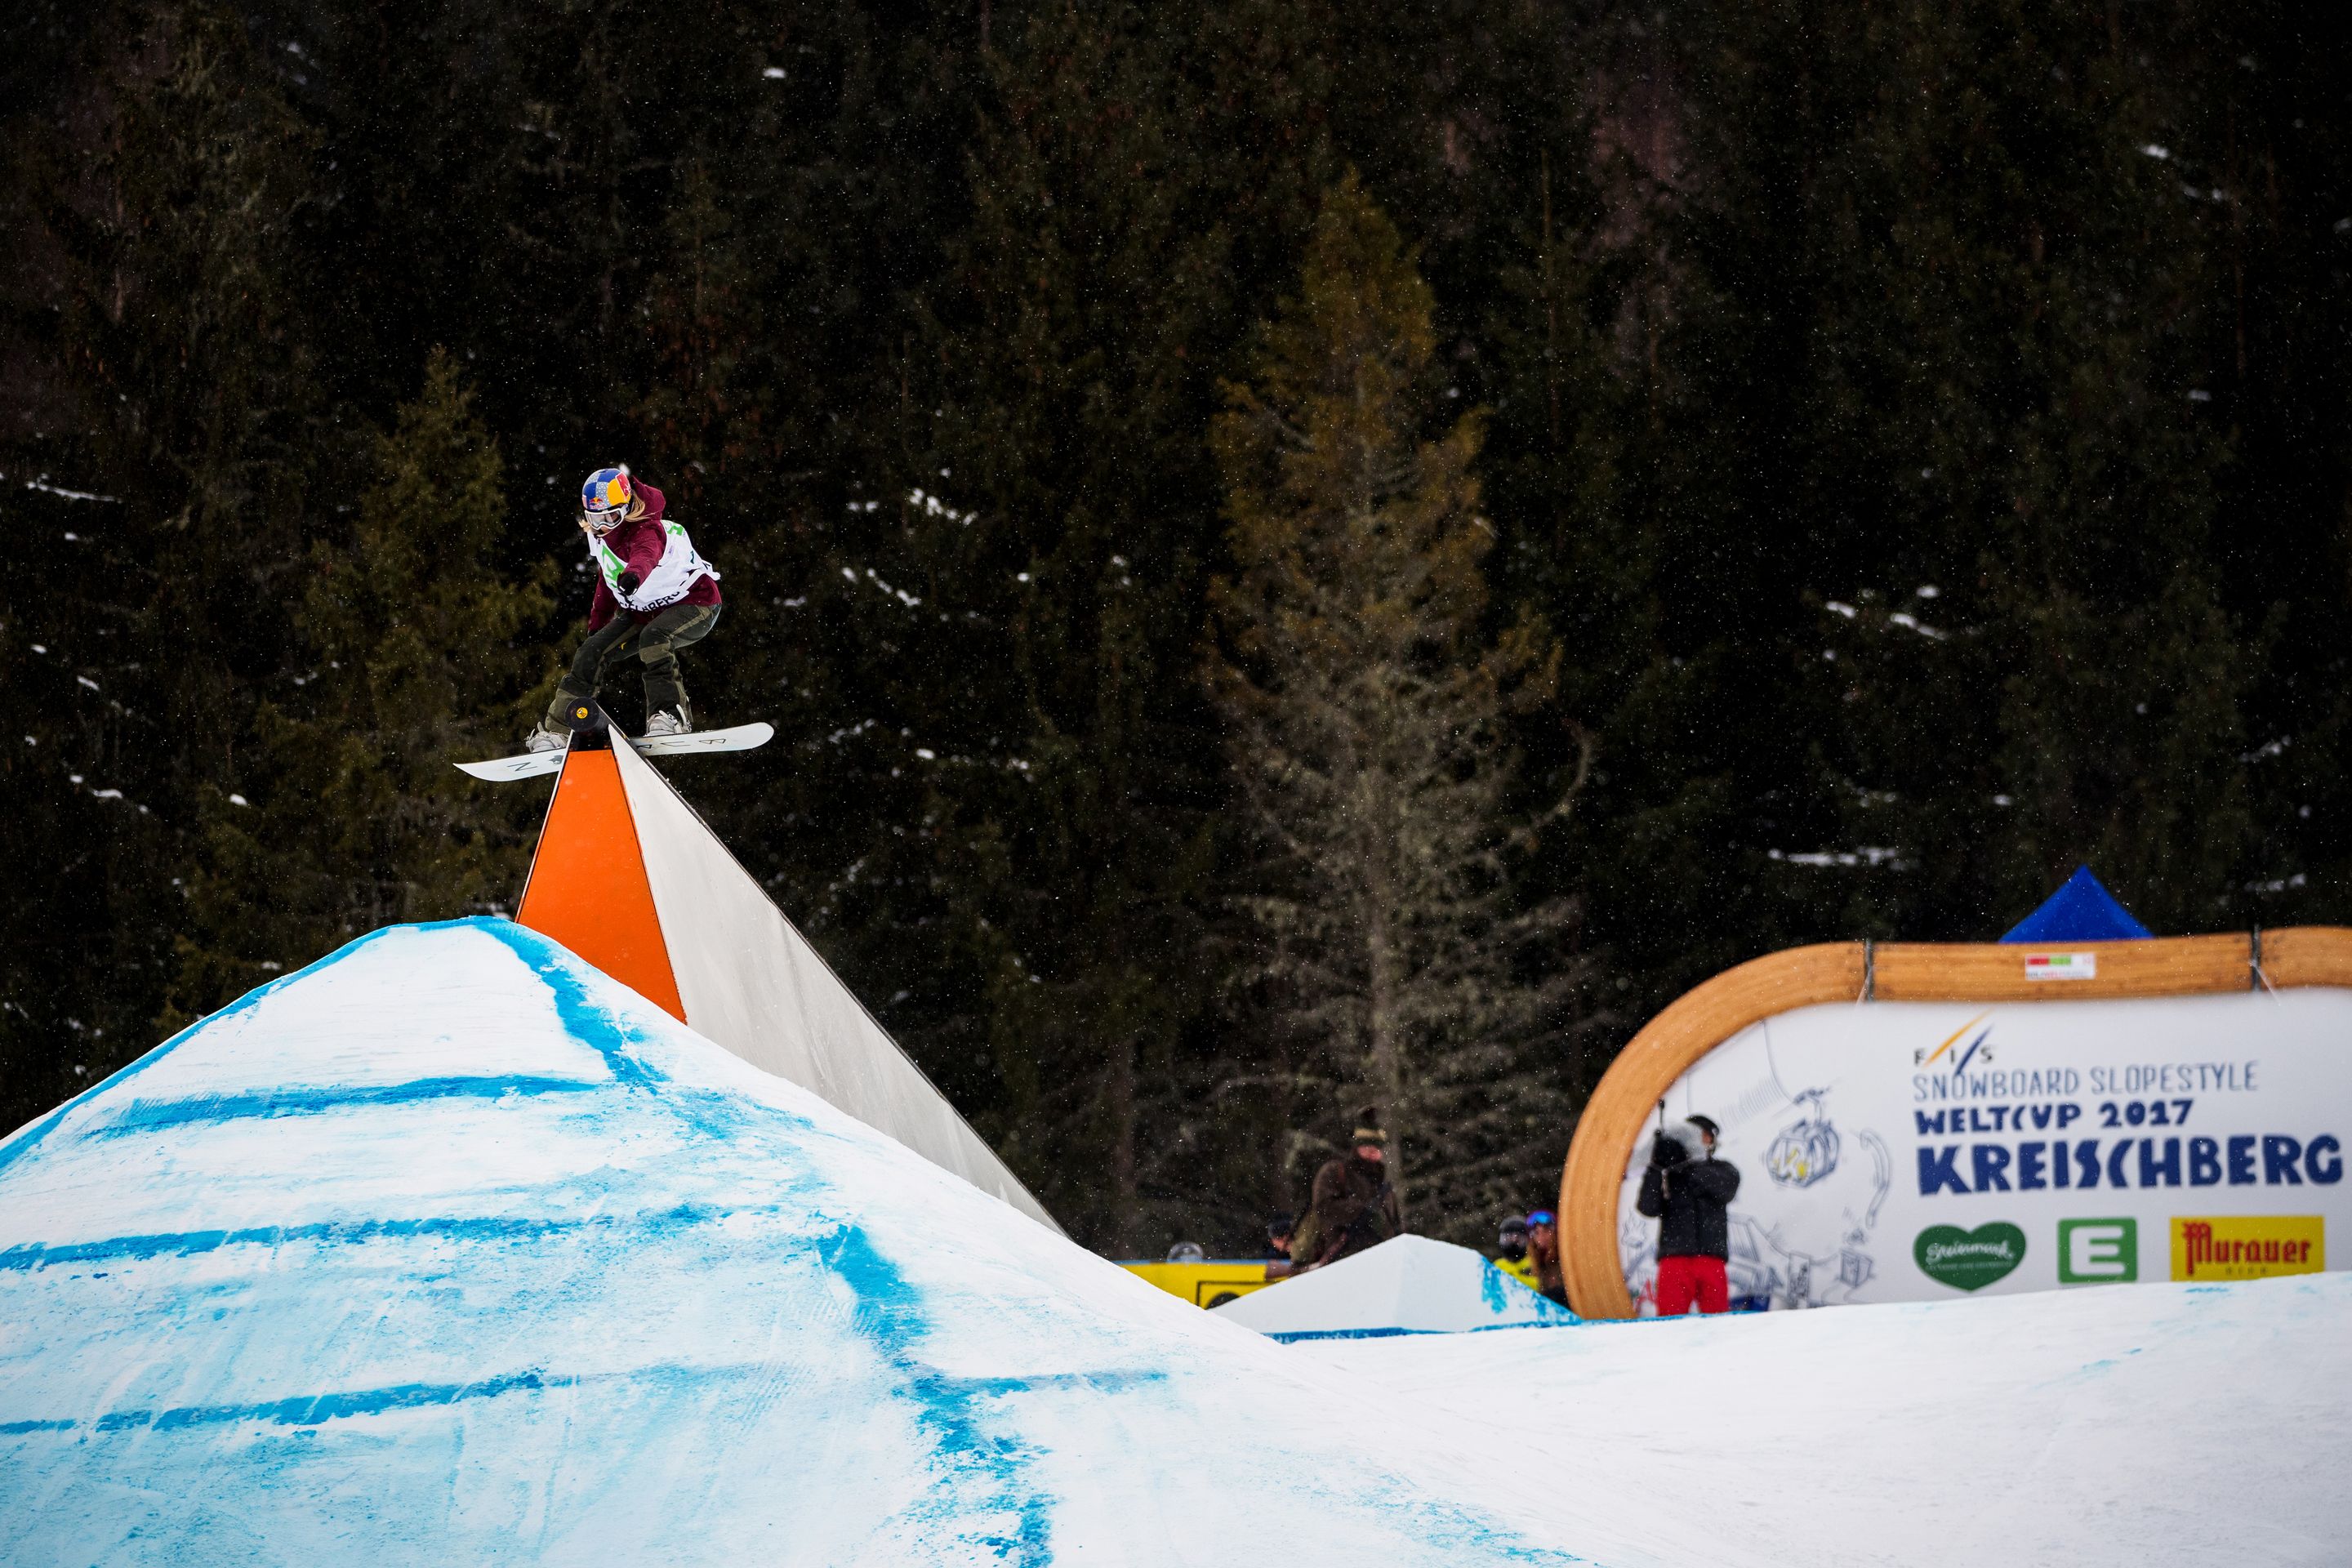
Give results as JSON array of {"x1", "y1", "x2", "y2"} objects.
[{"x1": 2000, "y1": 866, "x2": 2153, "y2": 943}]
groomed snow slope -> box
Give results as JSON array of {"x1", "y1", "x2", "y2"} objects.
[
  {"x1": 0, "y1": 920, "x2": 1630, "y2": 1566},
  {"x1": 2, "y1": 917, "x2": 2345, "y2": 1565},
  {"x1": 1304, "y1": 1272, "x2": 2352, "y2": 1566}
]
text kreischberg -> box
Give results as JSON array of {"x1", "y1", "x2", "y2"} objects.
[{"x1": 1911, "y1": 1055, "x2": 2341, "y2": 1196}]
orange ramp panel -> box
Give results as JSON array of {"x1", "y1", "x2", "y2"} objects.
[{"x1": 516, "y1": 748, "x2": 687, "y2": 1021}]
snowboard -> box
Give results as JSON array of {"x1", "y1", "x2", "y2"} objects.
[{"x1": 454, "y1": 722, "x2": 776, "y2": 782}]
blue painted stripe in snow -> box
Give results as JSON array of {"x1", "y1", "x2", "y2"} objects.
[
  {"x1": 1264, "y1": 1319, "x2": 1588, "y2": 1343},
  {"x1": 84, "y1": 1370, "x2": 559, "y2": 1433},
  {"x1": 818, "y1": 1219, "x2": 1058, "y2": 1565},
  {"x1": 8, "y1": 1355, "x2": 974, "y2": 1446},
  {"x1": 0, "y1": 927, "x2": 403, "y2": 1183},
  {"x1": 473, "y1": 917, "x2": 669, "y2": 1089},
  {"x1": 1480, "y1": 1260, "x2": 1582, "y2": 1321},
  {"x1": 1481, "y1": 1259, "x2": 1512, "y2": 1313},
  {"x1": 924, "y1": 1370, "x2": 1169, "y2": 1396},
  {"x1": 0, "y1": 1202, "x2": 740, "y2": 1272},
  {"x1": 86, "y1": 1074, "x2": 606, "y2": 1137}
]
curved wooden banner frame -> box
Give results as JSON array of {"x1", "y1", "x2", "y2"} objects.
[{"x1": 1557, "y1": 925, "x2": 2352, "y2": 1318}]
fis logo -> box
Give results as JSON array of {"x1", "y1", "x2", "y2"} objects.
[
  {"x1": 2171, "y1": 1216, "x2": 2323, "y2": 1281},
  {"x1": 1915, "y1": 1012, "x2": 1996, "y2": 1072}
]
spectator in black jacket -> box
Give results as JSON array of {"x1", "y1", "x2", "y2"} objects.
[{"x1": 1636, "y1": 1115, "x2": 1740, "y2": 1316}]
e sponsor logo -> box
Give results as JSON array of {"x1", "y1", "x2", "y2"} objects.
[
  {"x1": 1914, "y1": 1222, "x2": 2025, "y2": 1291},
  {"x1": 2056, "y1": 1218, "x2": 2136, "y2": 1285},
  {"x1": 2171, "y1": 1216, "x2": 2324, "y2": 1281}
]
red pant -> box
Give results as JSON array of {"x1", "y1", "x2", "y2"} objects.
[{"x1": 1655, "y1": 1254, "x2": 1729, "y2": 1316}]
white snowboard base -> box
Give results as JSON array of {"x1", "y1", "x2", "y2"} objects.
[{"x1": 455, "y1": 722, "x2": 774, "y2": 782}]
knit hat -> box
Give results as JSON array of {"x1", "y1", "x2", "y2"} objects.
[
  {"x1": 1685, "y1": 1114, "x2": 1722, "y2": 1143},
  {"x1": 1349, "y1": 1105, "x2": 1388, "y2": 1145}
]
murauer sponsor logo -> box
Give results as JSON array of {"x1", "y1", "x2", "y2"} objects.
[{"x1": 2170, "y1": 1216, "x2": 2324, "y2": 1281}]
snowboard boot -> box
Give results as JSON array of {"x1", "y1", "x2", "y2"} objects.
[
  {"x1": 523, "y1": 723, "x2": 568, "y2": 754},
  {"x1": 642, "y1": 706, "x2": 693, "y2": 739}
]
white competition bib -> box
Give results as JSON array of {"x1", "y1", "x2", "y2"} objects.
[{"x1": 593, "y1": 519, "x2": 719, "y2": 612}]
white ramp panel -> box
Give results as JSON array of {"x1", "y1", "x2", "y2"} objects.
[
  {"x1": 610, "y1": 738, "x2": 1058, "y2": 1231},
  {"x1": 1214, "y1": 1235, "x2": 1579, "y2": 1339}
]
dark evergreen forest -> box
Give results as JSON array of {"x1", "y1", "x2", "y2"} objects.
[{"x1": 4, "y1": 0, "x2": 2346, "y2": 1255}]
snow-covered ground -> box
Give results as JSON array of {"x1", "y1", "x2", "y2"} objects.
[
  {"x1": 2, "y1": 917, "x2": 2343, "y2": 1564},
  {"x1": 1306, "y1": 1272, "x2": 2352, "y2": 1565}
]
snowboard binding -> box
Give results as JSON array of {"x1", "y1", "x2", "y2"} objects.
[{"x1": 557, "y1": 698, "x2": 613, "y2": 751}]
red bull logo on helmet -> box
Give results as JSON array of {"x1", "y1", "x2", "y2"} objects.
[{"x1": 581, "y1": 466, "x2": 634, "y2": 527}]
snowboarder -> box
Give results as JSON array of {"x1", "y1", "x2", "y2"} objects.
[
  {"x1": 528, "y1": 466, "x2": 723, "y2": 751},
  {"x1": 1637, "y1": 1114, "x2": 1741, "y2": 1316},
  {"x1": 1291, "y1": 1107, "x2": 1402, "y2": 1270}
]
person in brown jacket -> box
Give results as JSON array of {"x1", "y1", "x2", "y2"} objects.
[{"x1": 1292, "y1": 1107, "x2": 1403, "y2": 1270}]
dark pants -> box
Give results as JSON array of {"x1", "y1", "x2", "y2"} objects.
[{"x1": 548, "y1": 602, "x2": 720, "y2": 728}]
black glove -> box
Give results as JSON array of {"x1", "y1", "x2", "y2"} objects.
[
  {"x1": 1650, "y1": 1130, "x2": 1689, "y2": 1169},
  {"x1": 617, "y1": 568, "x2": 641, "y2": 595}
]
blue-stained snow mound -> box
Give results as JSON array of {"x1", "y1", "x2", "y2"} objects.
[{"x1": 0, "y1": 920, "x2": 1580, "y2": 1566}]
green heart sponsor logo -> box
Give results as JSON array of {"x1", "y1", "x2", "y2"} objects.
[{"x1": 1914, "y1": 1223, "x2": 2026, "y2": 1291}]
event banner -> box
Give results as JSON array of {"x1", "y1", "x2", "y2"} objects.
[{"x1": 1614, "y1": 987, "x2": 2349, "y2": 1312}]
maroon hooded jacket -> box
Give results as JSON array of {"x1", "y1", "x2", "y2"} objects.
[{"x1": 586, "y1": 481, "x2": 724, "y2": 631}]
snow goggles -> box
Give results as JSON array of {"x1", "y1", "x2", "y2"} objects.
[{"x1": 1526, "y1": 1209, "x2": 1556, "y2": 1227}]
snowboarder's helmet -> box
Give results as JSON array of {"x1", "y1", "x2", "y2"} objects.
[{"x1": 580, "y1": 466, "x2": 635, "y2": 533}]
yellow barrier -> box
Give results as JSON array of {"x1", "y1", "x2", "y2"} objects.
[{"x1": 1120, "y1": 1260, "x2": 1280, "y2": 1308}]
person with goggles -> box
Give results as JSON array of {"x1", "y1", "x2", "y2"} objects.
[{"x1": 528, "y1": 466, "x2": 724, "y2": 750}]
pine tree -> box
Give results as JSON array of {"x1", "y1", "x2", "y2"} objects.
[
  {"x1": 168, "y1": 350, "x2": 556, "y2": 1018},
  {"x1": 0, "y1": 2, "x2": 326, "y2": 1126},
  {"x1": 2149, "y1": 3, "x2": 2352, "y2": 929},
  {"x1": 777, "y1": 0, "x2": 1344, "y2": 1253},
  {"x1": 1208, "y1": 175, "x2": 1590, "y2": 1240},
  {"x1": 1699, "y1": 0, "x2": 2259, "y2": 934}
]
